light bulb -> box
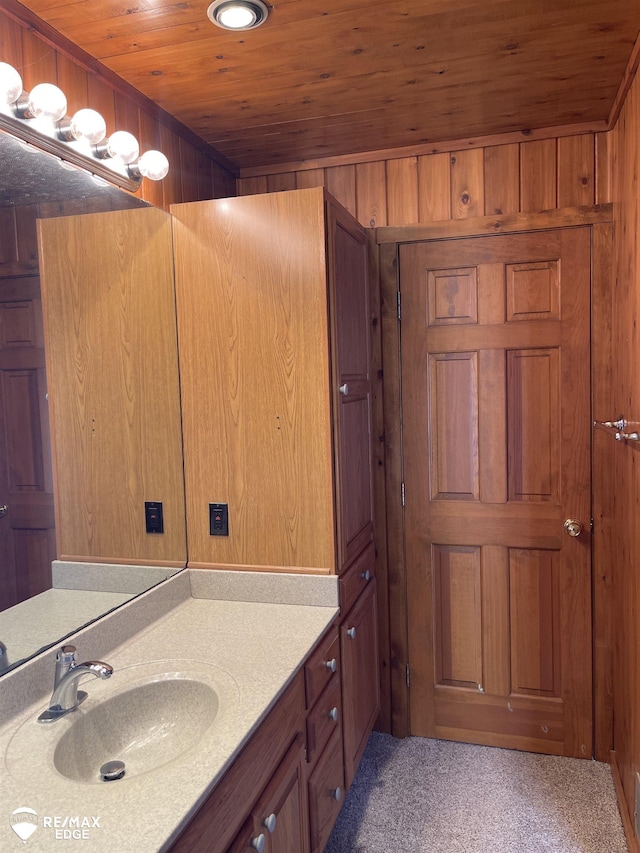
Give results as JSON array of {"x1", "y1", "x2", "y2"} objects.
[
  {"x1": 218, "y1": 4, "x2": 256, "y2": 28},
  {"x1": 137, "y1": 150, "x2": 169, "y2": 181},
  {"x1": 27, "y1": 83, "x2": 67, "y2": 122},
  {"x1": 106, "y1": 130, "x2": 139, "y2": 164},
  {"x1": 70, "y1": 108, "x2": 106, "y2": 145},
  {"x1": 0, "y1": 62, "x2": 22, "y2": 104}
]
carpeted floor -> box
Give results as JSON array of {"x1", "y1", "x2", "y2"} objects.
[{"x1": 325, "y1": 733, "x2": 627, "y2": 853}]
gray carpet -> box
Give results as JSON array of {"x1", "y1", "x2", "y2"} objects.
[{"x1": 325, "y1": 733, "x2": 627, "y2": 853}]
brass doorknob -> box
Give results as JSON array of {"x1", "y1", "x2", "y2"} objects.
[{"x1": 564, "y1": 518, "x2": 583, "y2": 537}]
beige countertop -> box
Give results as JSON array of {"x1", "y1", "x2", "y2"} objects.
[{"x1": 0, "y1": 570, "x2": 339, "y2": 852}]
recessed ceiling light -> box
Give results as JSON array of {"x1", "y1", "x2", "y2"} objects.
[{"x1": 207, "y1": 0, "x2": 269, "y2": 31}]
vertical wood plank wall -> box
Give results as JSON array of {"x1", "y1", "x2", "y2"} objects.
[
  {"x1": 0, "y1": 11, "x2": 236, "y2": 213},
  {"x1": 609, "y1": 62, "x2": 640, "y2": 853},
  {"x1": 237, "y1": 132, "x2": 611, "y2": 228}
]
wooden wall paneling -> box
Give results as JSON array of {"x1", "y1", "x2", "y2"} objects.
[
  {"x1": 0, "y1": 12, "x2": 23, "y2": 66},
  {"x1": 450, "y1": 149, "x2": 484, "y2": 219},
  {"x1": 55, "y1": 52, "x2": 88, "y2": 116},
  {"x1": 137, "y1": 109, "x2": 165, "y2": 208},
  {"x1": 325, "y1": 165, "x2": 356, "y2": 217},
  {"x1": 238, "y1": 176, "x2": 268, "y2": 195},
  {"x1": 0, "y1": 209, "x2": 18, "y2": 266},
  {"x1": 160, "y1": 123, "x2": 184, "y2": 207},
  {"x1": 483, "y1": 144, "x2": 520, "y2": 215},
  {"x1": 592, "y1": 220, "x2": 614, "y2": 762},
  {"x1": 14, "y1": 205, "x2": 39, "y2": 267},
  {"x1": 368, "y1": 232, "x2": 390, "y2": 731},
  {"x1": 378, "y1": 240, "x2": 408, "y2": 737},
  {"x1": 557, "y1": 135, "x2": 595, "y2": 207},
  {"x1": 267, "y1": 172, "x2": 297, "y2": 193},
  {"x1": 86, "y1": 74, "x2": 116, "y2": 137},
  {"x1": 20, "y1": 27, "x2": 57, "y2": 90},
  {"x1": 355, "y1": 162, "x2": 387, "y2": 228},
  {"x1": 417, "y1": 153, "x2": 451, "y2": 223},
  {"x1": 386, "y1": 158, "x2": 418, "y2": 226},
  {"x1": 179, "y1": 138, "x2": 199, "y2": 204},
  {"x1": 296, "y1": 169, "x2": 326, "y2": 190},
  {"x1": 595, "y1": 131, "x2": 612, "y2": 204},
  {"x1": 520, "y1": 139, "x2": 557, "y2": 212},
  {"x1": 212, "y1": 160, "x2": 237, "y2": 198},
  {"x1": 609, "y1": 62, "x2": 640, "y2": 853}
]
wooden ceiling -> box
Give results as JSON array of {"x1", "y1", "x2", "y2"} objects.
[{"x1": 13, "y1": 0, "x2": 640, "y2": 171}]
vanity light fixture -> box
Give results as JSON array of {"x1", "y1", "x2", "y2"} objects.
[
  {"x1": 0, "y1": 61, "x2": 169, "y2": 191},
  {"x1": 207, "y1": 0, "x2": 269, "y2": 31}
]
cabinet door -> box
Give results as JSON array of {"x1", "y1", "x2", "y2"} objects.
[
  {"x1": 341, "y1": 579, "x2": 380, "y2": 787},
  {"x1": 231, "y1": 735, "x2": 309, "y2": 853},
  {"x1": 307, "y1": 727, "x2": 345, "y2": 853},
  {"x1": 326, "y1": 199, "x2": 374, "y2": 570}
]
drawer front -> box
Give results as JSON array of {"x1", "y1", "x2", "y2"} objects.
[
  {"x1": 306, "y1": 674, "x2": 341, "y2": 767},
  {"x1": 307, "y1": 728, "x2": 345, "y2": 853},
  {"x1": 305, "y1": 627, "x2": 340, "y2": 708},
  {"x1": 339, "y1": 542, "x2": 375, "y2": 617}
]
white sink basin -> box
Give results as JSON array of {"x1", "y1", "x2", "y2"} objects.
[{"x1": 6, "y1": 660, "x2": 239, "y2": 785}]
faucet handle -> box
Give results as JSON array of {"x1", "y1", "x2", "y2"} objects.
[
  {"x1": 54, "y1": 645, "x2": 77, "y2": 690},
  {"x1": 57, "y1": 645, "x2": 76, "y2": 662}
]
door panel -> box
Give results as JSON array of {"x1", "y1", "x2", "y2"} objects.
[{"x1": 401, "y1": 228, "x2": 592, "y2": 757}]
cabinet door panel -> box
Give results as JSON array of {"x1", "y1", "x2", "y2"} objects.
[
  {"x1": 307, "y1": 728, "x2": 345, "y2": 853},
  {"x1": 254, "y1": 735, "x2": 309, "y2": 853},
  {"x1": 341, "y1": 580, "x2": 380, "y2": 787}
]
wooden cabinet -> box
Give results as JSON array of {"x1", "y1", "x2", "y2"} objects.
[
  {"x1": 38, "y1": 207, "x2": 186, "y2": 565},
  {"x1": 170, "y1": 187, "x2": 372, "y2": 575},
  {"x1": 340, "y1": 554, "x2": 380, "y2": 787}
]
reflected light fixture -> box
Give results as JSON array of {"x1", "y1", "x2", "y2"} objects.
[
  {"x1": 0, "y1": 61, "x2": 169, "y2": 191},
  {"x1": 207, "y1": 0, "x2": 269, "y2": 30}
]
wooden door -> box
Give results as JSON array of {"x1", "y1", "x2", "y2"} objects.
[
  {"x1": 0, "y1": 276, "x2": 55, "y2": 609},
  {"x1": 400, "y1": 228, "x2": 592, "y2": 757}
]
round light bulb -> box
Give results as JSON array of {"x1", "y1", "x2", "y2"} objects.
[
  {"x1": 137, "y1": 149, "x2": 169, "y2": 181},
  {"x1": 70, "y1": 108, "x2": 106, "y2": 145},
  {"x1": 218, "y1": 4, "x2": 256, "y2": 28},
  {"x1": 0, "y1": 62, "x2": 22, "y2": 104},
  {"x1": 207, "y1": 0, "x2": 268, "y2": 30},
  {"x1": 106, "y1": 130, "x2": 139, "y2": 164},
  {"x1": 27, "y1": 83, "x2": 67, "y2": 122}
]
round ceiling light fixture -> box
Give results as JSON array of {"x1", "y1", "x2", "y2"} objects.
[{"x1": 207, "y1": 0, "x2": 269, "y2": 30}]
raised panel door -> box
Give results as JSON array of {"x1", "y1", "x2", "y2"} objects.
[{"x1": 401, "y1": 228, "x2": 592, "y2": 757}]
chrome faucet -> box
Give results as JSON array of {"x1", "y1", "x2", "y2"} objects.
[{"x1": 38, "y1": 645, "x2": 113, "y2": 723}]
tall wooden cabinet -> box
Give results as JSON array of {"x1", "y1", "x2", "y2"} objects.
[{"x1": 171, "y1": 188, "x2": 373, "y2": 576}]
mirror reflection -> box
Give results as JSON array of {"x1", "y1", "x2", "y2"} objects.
[{"x1": 0, "y1": 128, "x2": 182, "y2": 675}]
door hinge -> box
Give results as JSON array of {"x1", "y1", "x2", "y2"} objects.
[
  {"x1": 406, "y1": 663, "x2": 410, "y2": 689},
  {"x1": 397, "y1": 291, "x2": 401, "y2": 321},
  {"x1": 590, "y1": 518, "x2": 594, "y2": 534},
  {"x1": 401, "y1": 481, "x2": 405, "y2": 506}
]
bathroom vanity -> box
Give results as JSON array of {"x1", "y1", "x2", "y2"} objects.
[{"x1": 0, "y1": 566, "x2": 379, "y2": 853}]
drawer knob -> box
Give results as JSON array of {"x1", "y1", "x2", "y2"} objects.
[
  {"x1": 328, "y1": 706, "x2": 339, "y2": 722},
  {"x1": 339, "y1": 383, "x2": 349, "y2": 396},
  {"x1": 360, "y1": 569, "x2": 371, "y2": 581},
  {"x1": 331, "y1": 786, "x2": 342, "y2": 802},
  {"x1": 346, "y1": 627, "x2": 357, "y2": 640},
  {"x1": 325, "y1": 658, "x2": 337, "y2": 672},
  {"x1": 251, "y1": 834, "x2": 266, "y2": 852},
  {"x1": 262, "y1": 813, "x2": 277, "y2": 834}
]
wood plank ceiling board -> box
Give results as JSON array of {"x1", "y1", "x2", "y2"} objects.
[{"x1": 11, "y1": 0, "x2": 640, "y2": 170}]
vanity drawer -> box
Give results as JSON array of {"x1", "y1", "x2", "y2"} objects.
[
  {"x1": 304, "y1": 627, "x2": 340, "y2": 709},
  {"x1": 339, "y1": 543, "x2": 375, "y2": 617},
  {"x1": 306, "y1": 673, "x2": 341, "y2": 767},
  {"x1": 307, "y1": 727, "x2": 345, "y2": 853}
]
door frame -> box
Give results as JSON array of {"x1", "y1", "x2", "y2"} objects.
[{"x1": 371, "y1": 204, "x2": 614, "y2": 760}]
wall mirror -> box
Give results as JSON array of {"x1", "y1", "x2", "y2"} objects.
[{"x1": 0, "y1": 127, "x2": 185, "y2": 675}]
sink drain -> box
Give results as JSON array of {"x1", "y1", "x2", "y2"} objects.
[{"x1": 100, "y1": 760, "x2": 125, "y2": 782}]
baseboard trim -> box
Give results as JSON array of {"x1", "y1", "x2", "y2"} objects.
[{"x1": 611, "y1": 750, "x2": 639, "y2": 853}]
